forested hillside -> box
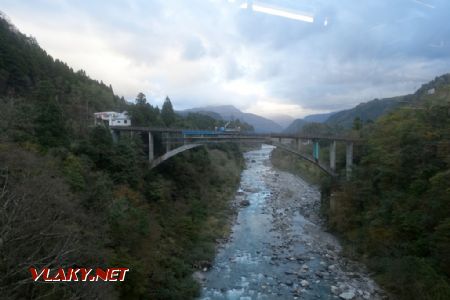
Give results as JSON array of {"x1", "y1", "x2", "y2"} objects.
[
  {"x1": 283, "y1": 118, "x2": 308, "y2": 134},
  {"x1": 283, "y1": 95, "x2": 406, "y2": 135},
  {"x1": 324, "y1": 75, "x2": 450, "y2": 129},
  {"x1": 324, "y1": 77, "x2": 450, "y2": 299},
  {"x1": 0, "y1": 15, "x2": 246, "y2": 299},
  {"x1": 324, "y1": 96, "x2": 406, "y2": 128},
  {"x1": 0, "y1": 15, "x2": 250, "y2": 144}
]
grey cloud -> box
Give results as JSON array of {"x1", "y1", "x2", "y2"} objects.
[
  {"x1": 234, "y1": 0, "x2": 450, "y2": 110},
  {"x1": 3, "y1": 0, "x2": 450, "y2": 115},
  {"x1": 182, "y1": 37, "x2": 206, "y2": 60},
  {"x1": 224, "y1": 57, "x2": 244, "y2": 80}
]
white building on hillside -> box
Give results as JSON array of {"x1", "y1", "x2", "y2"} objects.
[{"x1": 94, "y1": 111, "x2": 131, "y2": 127}]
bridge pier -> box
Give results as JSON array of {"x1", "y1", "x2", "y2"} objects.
[
  {"x1": 165, "y1": 132, "x2": 170, "y2": 152},
  {"x1": 148, "y1": 132, "x2": 154, "y2": 162},
  {"x1": 313, "y1": 140, "x2": 320, "y2": 162},
  {"x1": 289, "y1": 138, "x2": 295, "y2": 147},
  {"x1": 346, "y1": 142, "x2": 353, "y2": 179},
  {"x1": 330, "y1": 140, "x2": 336, "y2": 171},
  {"x1": 111, "y1": 129, "x2": 119, "y2": 143},
  {"x1": 296, "y1": 138, "x2": 301, "y2": 151}
]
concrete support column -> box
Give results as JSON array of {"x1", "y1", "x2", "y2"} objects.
[
  {"x1": 296, "y1": 138, "x2": 301, "y2": 151},
  {"x1": 330, "y1": 140, "x2": 336, "y2": 171},
  {"x1": 111, "y1": 129, "x2": 118, "y2": 143},
  {"x1": 165, "y1": 132, "x2": 170, "y2": 153},
  {"x1": 346, "y1": 142, "x2": 353, "y2": 179},
  {"x1": 148, "y1": 132, "x2": 154, "y2": 162},
  {"x1": 313, "y1": 140, "x2": 320, "y2": 162},
  {"x1": 278, "y1": 137, "x2": 282, "y2": 143}
]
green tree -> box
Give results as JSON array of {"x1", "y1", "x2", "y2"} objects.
[
  {"x1": 161, "y1": 96, "x2": 176, "y2": 127},
  {"x1": 135, "y1": 92, "x2": 146, "y2": 105},
  {"x1": 35, "y1": 94, "x2": 69, "y2": 148},
  {"x1": 352, "y1": 116, "x2": 362, "y2": 130}
]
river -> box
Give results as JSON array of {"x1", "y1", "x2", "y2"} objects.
[{"x1": 198, "y1": 145, "x2": 384, "y2": 300}]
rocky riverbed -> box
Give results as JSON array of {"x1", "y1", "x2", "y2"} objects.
[{"x1": 198, "y1": 145, "x2": 386, "y2": 300}]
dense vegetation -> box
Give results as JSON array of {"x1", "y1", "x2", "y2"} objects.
[
  {"x1": 326, "y1": 87, "x2": 450, "y2": 299},
  {"x1": 0, "y1": 15, "x2": 246, "y2": 299}
]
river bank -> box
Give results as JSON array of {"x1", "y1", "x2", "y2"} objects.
[{"x1": 199, "y1": 145, "x2": 385, "y2": 299}]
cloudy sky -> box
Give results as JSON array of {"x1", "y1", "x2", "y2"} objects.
[{"x1": 2, "y1": 0, "x2": 450, "y2": 117}]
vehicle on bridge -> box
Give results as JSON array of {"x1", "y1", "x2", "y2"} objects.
[
  {"x1": 181, "y1": 121, "x2": 241, "y2": 137},
  {"x1": 181, "y1": 130, "x2": 217, "y2": 136},
  {"x1": 215, "y1": 121, "x2": 241, "y2": 134}
]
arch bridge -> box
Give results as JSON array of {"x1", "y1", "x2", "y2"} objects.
[{"x1": 110, "y1": 126, "x2": 361, "y2": 178}]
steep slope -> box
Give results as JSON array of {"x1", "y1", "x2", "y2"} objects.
[
  {"x1": 324, "y1": 76, "x2": 450, "y2": 300},
  {"x1": 325, "y1": 73, "x2": 450, "y2": 128},
  {"x1": 286, "y1": 74, "x2": 450, "y2": 132},
  {"x1": 283, "y1": 112, "x2": 336, "y2": 134},
  {"x1": 325, "y1": 96, "x2": 407, "y2": 128},
  {"x1": 177, "y1": 110, "x2": 223, "y2": 120},
  {"x1": 0, "y1": 15, "x2": 126, "y2": 145},
  {"x1": 283, "y1": 118, "x2": 309, "y2": 134},
  {"x1": 0, "y1": 15, "x2": 247, "y2": 300},
  {"x1": 0, "y1": 16, "x2": 123, "y2": 108},
  {"x1": 182, "y1": 105, "x2": 283, "y2": 133}
]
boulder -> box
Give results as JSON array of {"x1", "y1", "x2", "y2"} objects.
[
  {"x1": 239, "y1": 199, "x2": 250, "y2": 207},
  {"x1": 331, "y1": 285, "x2": 339, "y2": 294},
  {"x1": 300, "y1": 280, "x2": 309, "y2": 287},
  {"x1": 192, "y1": 271, "x2": 206, "y2": 284},
  {"x1": 339, "y1": 291, "x2": 356, "y2": 300}
]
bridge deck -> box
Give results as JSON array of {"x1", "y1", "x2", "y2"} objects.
[
  {"x1": 111, "y1": 126, "x2": 183, "y2": 133},
  {"x1": 111, "y1": 126, "x2": 361, "y2": 143},
  {"x1": 270, "y1": 134, "x2": 362, "y2": 143}
]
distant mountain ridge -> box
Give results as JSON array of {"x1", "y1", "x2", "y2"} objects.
[
  {"x1": 283, "y1": 112, "x2": 336, "y2": 134},
  {"x1": 324, "y1": 96, "x2": 406, "y2": 128},
  {"x1": 181, "y1": 105, "x2": 283, "y2": 133},
  {"x1": 177, "y1": 110, "x2": 223, "y2": 120},
  {"x1": 304, "y1": 112, "x2": 336, "y2": 123},
  {"x1": 284, "y1": 94, "x2": 414, "y2": 133},
  {"x1": 284, "y1": 74, "x2": 450, "y2": 133},
  {"x1": 263, "y1": 113, "x2": 295, "y2": 129}
]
